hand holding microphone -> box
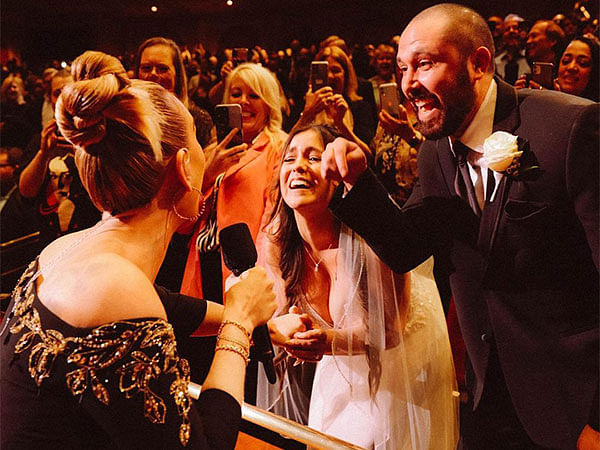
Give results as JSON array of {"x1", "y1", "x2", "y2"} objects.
[{"x1": 220, "y1": 223, "x2": 278, "y2": 384}]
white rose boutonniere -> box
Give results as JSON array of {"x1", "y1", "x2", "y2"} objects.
[
  {"x1": 482, "y1": 131, "x2": 522, "y2": 172},
  {"x1": 482, "y1": 131, "x2": 541, "y2": 180}
]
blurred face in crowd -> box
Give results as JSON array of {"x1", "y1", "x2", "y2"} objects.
[
  {"x1": 326, "y1": 56, "x2": 345, "y2": 95},
  {"x1": 375, "y1": 46, "x2": 396, "y2": 79},
  {"x1": 280, "y1": 129, "x2": 335, "y2": 213},
  {"x1": 32, "y1": 78, "x2": 45, "y2": 99},
  {"x1": 0, "y1": 151, "x2": 17, "y2": 193},
  {"x1": 397, "y1": 17, "x2": 477, "y2": 140},
  {"x1": 51, "y1": 75, "x2": 73, "y2": 110},
  {"x1": 557, "y1": 40, "x2": 592, "y2": 97},
  {"x1": 488, "y1": 16, "x2": 504, "y2": 40},
  {"x1": 503, "y1": 19, "x2": 522, "y2": 50},
  {"x1": 43, "y1": 71, "x2": 55, "y2": 94},
  {"x1": 526, "y1": 22, "x2": 556, "y2": 62},
  {"x1": 228, "y1": 76, "x2": 269, "y2": 143},
  {"x1": 5, "y1": 81, "x2": 20, "y2": 103},
  {"x1": 138, "y1": 45, "x2": 176, "y2": 93}
]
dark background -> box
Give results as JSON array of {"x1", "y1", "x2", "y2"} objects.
[{"x1": 1, "y1": 0, "x2": 577, "y2": 70}]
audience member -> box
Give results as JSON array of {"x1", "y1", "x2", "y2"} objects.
[
  {"x1": 368, "y1": 44, "x2": 397, "y2": 111},
  {"x1": 181, "y1": 63, "x2": 287, "y2": 388},
  {"x1": 18, "y1": 69, "x2": 101, "y2": 248},
  {"x1": 295, "y1": 45, "x2": 374, "y2": 153},
  {"x1": 0, "y1": 75, "x2": 32, "y2": 148},
  {"x1": 487, "y1": 15, "x2": 505, "y2": 53},
  {"x1": 40, "y1": 68, "x2": 58, "y2": 129},
  {"x1": 495, "y1": 14, "x2": 531, "y2": 84},
  {"x1": 515, "y1": 34, "x2": 599, "y2": 102},
  {"x1": 556, "y1": 35, "x2": 599, "y2": 101},
  {"x1": 134, "y1": 37, "x2": 215, "y2": 148},
  {"x1": 525, "y1": 20, "x2": 566, "y2": 68}
]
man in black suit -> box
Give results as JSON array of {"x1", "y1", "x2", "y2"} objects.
[{"x1": 321, "y1": 4, "x2": 598, "y2": 449}]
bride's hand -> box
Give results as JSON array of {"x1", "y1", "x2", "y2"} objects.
[
  {"x1": 268, "y1": 306, "x2": 313, "y2": 347},
  {"x1": 284, "y1": 328, "x2": 329, "y2": 363}
]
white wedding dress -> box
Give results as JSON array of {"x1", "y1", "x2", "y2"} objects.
[{"x1": 258, "y1": 228, "x2": 458, "y2": 449}]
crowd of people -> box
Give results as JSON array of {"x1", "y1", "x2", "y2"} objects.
[{"x1": 1, "y1": 2, "x2": 598, "y2": 449}]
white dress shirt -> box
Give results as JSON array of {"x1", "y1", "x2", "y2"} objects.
[{"x1": 449, "y1": 79, "x2": 502, "y2": 206}]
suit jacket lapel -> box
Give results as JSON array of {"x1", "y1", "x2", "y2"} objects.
[
  {"x1": 436, "y1": 138, "x2": 459, "y2": 194},
  {"x1": 478, "y1": 79, "x2": 521, "y2": 256}
]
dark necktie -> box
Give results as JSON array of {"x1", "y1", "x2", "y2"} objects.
[
  {"x1": 485, "y1": 169, "x2": 496, "y2": 204},
  {"x1": 504, "y1": 59, "x2": 519, "y2": 85},
  {"x1": 454, "y1": 141, "x2": 481, "y2": 217}
]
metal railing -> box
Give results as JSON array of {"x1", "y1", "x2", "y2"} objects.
[{"x1": 188, "y1": 382, "x2": 365, "y2": 450}]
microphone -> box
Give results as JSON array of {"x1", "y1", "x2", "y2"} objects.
[{"x1": 219, "y1": 223, "x2": 277, "y2": 384}]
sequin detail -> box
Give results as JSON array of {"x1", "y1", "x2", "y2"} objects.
[{"x1": 8, "y1": 259, "x2": 192, "y2": 447}]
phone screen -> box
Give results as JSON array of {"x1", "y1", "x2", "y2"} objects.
[
  {"x1": 532, "y1": 62, "x2": 554, "y2": 89},
  {"x1": 310, "y1": 61, "x2": 328, "y2": 90},
  {"x1": 379, "y1": 83, "x2": 400, "y2": 117},
  {"x1": 214, "y1": 104, "x2": 243, "y2": 148}
]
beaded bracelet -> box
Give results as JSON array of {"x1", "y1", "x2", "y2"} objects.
[
  {"x1": 215, "y1": 343, "x2": 250, "y2": 365},
  {"x1": 218, "y1": 320, "x2": 251, "y2": 341},
  {"x1": 217, "y1": 335, "x2": 250, "y2": 350}
]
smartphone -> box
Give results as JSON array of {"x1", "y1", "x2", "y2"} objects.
[
  {"x1": 532, "y1": 62, "x2": 554, "y2": 89},
  {"x1": 232, "y1": 48, "x2": 248, "y2": 67},
  {"x1": 214, "y1": 104, "x2": 243, "y2": 148},
  {"x1": 379, "y1": 82, "x2": 401, "y2": 117},
  {"x1": 310, "y1": 61, "x2": 328, "y2": 90}
]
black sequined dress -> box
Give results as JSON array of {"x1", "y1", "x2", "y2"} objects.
[{"x1": 1, "y1": 259, "x2": 241, "y2": 449}]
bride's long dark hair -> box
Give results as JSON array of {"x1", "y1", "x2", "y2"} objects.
[{"x1": 266, "y1": 123, "x2": 342, "y2": 305}]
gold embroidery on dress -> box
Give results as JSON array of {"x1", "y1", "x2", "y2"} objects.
[{"x1": 8, "y1": 259, "x2": 192, "y2": 446}]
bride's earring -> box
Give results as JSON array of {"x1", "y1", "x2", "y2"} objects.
[{"x1": 172, "y1": 186, "x2": 206, "y2": 221}]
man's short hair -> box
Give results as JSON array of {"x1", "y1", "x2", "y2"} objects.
[
  {"x1": 414, "y1": 4, "x2": 496, "y2": 72},
  {"x1": 535, "y1": 20, "x2": 566, "y2": 53}
]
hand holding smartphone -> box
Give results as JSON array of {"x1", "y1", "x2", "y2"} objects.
[
  {"x1": 532, "y1": 62, "x2": 554, "y2": 89},
  {"x1": 379, "y1": 82, "x2": 401, "y2": 117},
  {"x1": 214, "y1": 104, "x2": 243, "y2": 148},
  {"x1": 310, "y1": 61, "x2": 328, "y2": 91}
]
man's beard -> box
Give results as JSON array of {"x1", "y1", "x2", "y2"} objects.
[{"x1": 411, "y1": 67, "x2": 475, "y2": 140}]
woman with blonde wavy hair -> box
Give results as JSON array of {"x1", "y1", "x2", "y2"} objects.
[
  {"x1": 180, "y1": 63, "x2": 288, "y2": 390},
  {"x1": 0, "y1": 50, "x2": 278, "y2": 449},
  {"x1": 182, "y1": 63, "x2": 287, "y2": 297}
]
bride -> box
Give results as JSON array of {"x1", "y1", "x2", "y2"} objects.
[{"x1": 257, "y1": 124, "x2": 458, "y2": 449}]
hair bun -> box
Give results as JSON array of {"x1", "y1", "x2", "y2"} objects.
[{"x1": 55, "y1": 51, "x2": 129, "y2": 151}]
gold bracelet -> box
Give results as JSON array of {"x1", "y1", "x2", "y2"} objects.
[
  {"x1": 215, "y1": 343, "x2": 250, "y2": 365},
  {"x1": 218, "y1": 320, "x2": 251, "y2": 340},
  {"x1": 217, "y1": 335, "x2": 250, "y2": 350}
]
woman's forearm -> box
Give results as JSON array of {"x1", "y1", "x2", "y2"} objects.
[
  {"x1": 192, "y1": 301, "x2": 224, "y2": 336},
  {"x1": 19, "y1": 149, "x2": 49, "y2": 198}
]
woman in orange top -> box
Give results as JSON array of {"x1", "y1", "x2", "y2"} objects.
[{"x1": 182, "y1": 62, "x2": 287, "y2": 310}]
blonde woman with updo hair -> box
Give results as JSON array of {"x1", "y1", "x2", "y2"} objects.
[{"x1": 0, "y1": 51, "x2": 284, "y2": 449}]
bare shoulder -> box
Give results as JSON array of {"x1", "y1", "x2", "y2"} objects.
[{"x1": 38, "y1": 252, "x2": 165, "y2": 328}]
